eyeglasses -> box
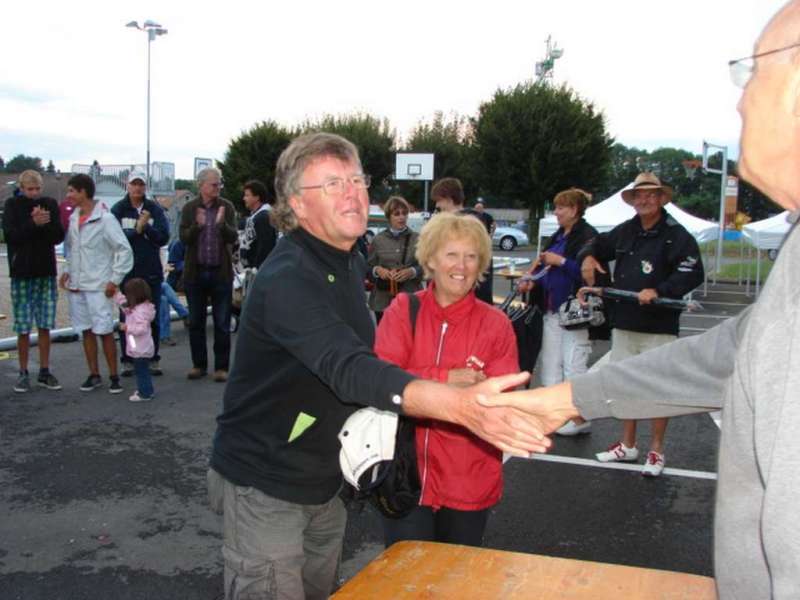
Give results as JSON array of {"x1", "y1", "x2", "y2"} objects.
[
  {"x1": 729, "y1": 42, "x2": 800, "y2": 88},
  {"x1": 633, "y1": 190, "x2": 661, "y2": 200},
  {"x1": 299, "y1": 174, "x2": 371, "y2": 197}
]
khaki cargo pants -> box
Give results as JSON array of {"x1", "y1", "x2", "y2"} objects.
[{"x1": 208, "y1": 468, "x2": 347, "y2": 600}]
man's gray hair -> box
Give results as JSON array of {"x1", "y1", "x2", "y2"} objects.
[
  {"x1": 196, "y1": 167, "x2": 222, "y2": 186},
  {"x1": 273, "y1": 132, "x2": 361, "y2": 233}
]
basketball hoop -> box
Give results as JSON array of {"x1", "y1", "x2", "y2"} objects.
[{"x1": 682, "y1": 159, "x2": 702, "y2": 179}]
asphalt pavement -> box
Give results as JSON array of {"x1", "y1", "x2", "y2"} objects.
[{"x1": 0, "y1": 256, "x2": 750, "y2": 599}]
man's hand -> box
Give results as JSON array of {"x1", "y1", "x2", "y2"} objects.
[
  {"x1": 393, "y1": 267, "x2": 416, "y2": 283},
  {"x1": 59, "y1": 273, "x2": 70, "y2": 289},
  {"x1": 580, "y1": 255, "x2": 606, "y2": 286},
  {"x1": 457, "y1": 372, "x2": 554, "y2": 457},
  {"x1": 135, "y1": 209, "x2": 150, "y2": 234},
  {"x1": 31, "y1": 206, "x2": 51, "y2": 226},
  {"x1": 216, "y1": 206, "x2": 226, "y2": 225},
  {"x1": 517, "y1": 279, "x2": 534, "y2": 293},
  {"x1": 478, "y1": 381, "x2": 578, "y2": 437},
  {"x1": 638, "y1": 288, "x2": 658, "y2": 305},
  {"x1": 447, "y1": 368, "x2": 487, "y2": 387},
  {"x1": 104, "y1": 282, "x2": 118, "y2": 298},
  {"x1": 195, "y1": 208, "x2": 207, "y2": 227},
  {"x1": 118, "y1": 323, "x2": 127, "y2": 332}
]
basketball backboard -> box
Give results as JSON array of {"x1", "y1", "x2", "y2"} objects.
[{"x1": 395, "y1": 153, "x2": 434, "y2": 181}]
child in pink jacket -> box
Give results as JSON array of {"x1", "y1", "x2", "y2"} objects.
[{"x1": 115, "y1": 278, "x2": 156, "y2": 402}]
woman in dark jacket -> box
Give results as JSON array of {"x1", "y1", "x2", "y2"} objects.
[
  {"x1": 367, "y1": 196, "x2": 423, "y2": 322},
  {"x1": 519, "y1": 188, "x2": 605, "y2": 435}
]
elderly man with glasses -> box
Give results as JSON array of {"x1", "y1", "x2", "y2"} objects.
[
  {"x1": 481, "y1": 2, "x2": 800, "y2": 597},
  {"x1": 179, "y1": 167, "x2": 238, "y2": 382},
  {"x1": 207, "y1": 133, "x2": 547, "y2": 600}
]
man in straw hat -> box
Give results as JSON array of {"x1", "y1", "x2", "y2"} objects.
[
  {"x1": 577, "y1": 171, "x2": 705, "y2": 477},
  {"x1": 480, "y1": 2, "x2": 800, "y2": 595}
]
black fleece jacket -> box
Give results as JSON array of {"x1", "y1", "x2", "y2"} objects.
[
  {"x1": 211, "y1": 227, "x2": 415, "y2": 504},
  {"x1": 578, "y1": 209, "x2": 704, "y2": 336},
  {"x1": 2, "y1": 193, "x2": 64, "y2": 278}
]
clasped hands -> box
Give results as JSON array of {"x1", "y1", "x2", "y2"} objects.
[
  {"x1": 459, "y1": 374, "x2": 577, "y2": 457},
  {"x1": 375, "y1": 265, "x2": 415, "y2": 283}
]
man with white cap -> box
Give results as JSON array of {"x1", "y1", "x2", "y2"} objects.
[
  {"x1": 577, "y1": 172, "x2": 704, "y2": 476},
  {"x1": 111, "y1": 170, "x2": 170, "y2": 377}
]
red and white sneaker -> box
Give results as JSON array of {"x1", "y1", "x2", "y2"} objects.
[
  {"x1": 642, "y1": 451, "x2": 665, "y2": 477},
  {"x1": 595, "y1": 441, "x2": 639, "y2": 462}
]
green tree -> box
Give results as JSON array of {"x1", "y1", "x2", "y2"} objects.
[
  {"x1": 0, "y1": 156, "x2": 5, "y2": 172},
  {"x1": 218, "y1": 120, "x2": 295, "y2": 214},
  {"x1": 6, "y1": 154, "x2": 43, "y2": 173},
  {"x1": 399, "y1": 111, "x2": 476, "y2": 210},
  {"x1": 174, "y1": 179, "x2": 198, "y2": 194},
  {"x1": 46, "y1": 160, "x2": 56, "y2": 173},
  {"x1": 301, "y1": 113, "x2": 396, "y2": 204},
  {"x1": 473, "y1": 82, "x2": 612, "y2": 220}
]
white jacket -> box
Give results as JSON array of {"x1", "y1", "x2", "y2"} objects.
[{"x1": 64, "y1": 201, "x2": 133, "y2": 291}]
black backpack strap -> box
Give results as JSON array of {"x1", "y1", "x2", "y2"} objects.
[{"x1": 407, "y1": 293, "x2": 420, "y2": 340}]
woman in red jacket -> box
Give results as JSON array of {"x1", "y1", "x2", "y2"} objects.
[{"x1": 374, "y1": 211, "x2": 519, "y2": 547}]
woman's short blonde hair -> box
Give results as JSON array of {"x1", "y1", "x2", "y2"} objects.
[
  {"x1": 416, "y1": 212, "x2": 492, "y2": 281},
  {"x1": 18, "y1": 170, "x2": 43, "y2": 187}
]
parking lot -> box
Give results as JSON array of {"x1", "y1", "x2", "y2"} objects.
[{"x1": 0, "y1": 241, "x2": 747, "y2": 598}]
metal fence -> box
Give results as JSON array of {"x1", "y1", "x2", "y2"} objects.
[{"x1": 71, "y1": 162, "x2": 176, "y2": 198}]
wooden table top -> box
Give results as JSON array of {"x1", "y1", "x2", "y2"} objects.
[
  {"x1": 496, "y1": 269, "x2": 525, "y2": 279},
  {"x1": 333, "y1": 541, "x2": 716, "y2": 600}
]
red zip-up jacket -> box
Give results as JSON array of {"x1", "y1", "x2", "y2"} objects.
[{"x1": 375, "y1": 286, "x2": 519, "y2": 511}]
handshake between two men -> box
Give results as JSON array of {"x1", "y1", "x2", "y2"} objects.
[{"x1": 402, "y1": 372, "x2": 577, "y2": 458}]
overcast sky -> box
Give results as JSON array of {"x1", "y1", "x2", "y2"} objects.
[{"x1": 0, "y1": 0, "x2": 786, "y2": 180}]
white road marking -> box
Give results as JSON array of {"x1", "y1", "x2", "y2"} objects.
[{"x1": 503, "y1": 452, "x2": 717, "y2": 480}]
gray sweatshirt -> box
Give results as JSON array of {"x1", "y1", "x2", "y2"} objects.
[{"x1": 571, "y1": 221, "x2": 800, "y2": 599}]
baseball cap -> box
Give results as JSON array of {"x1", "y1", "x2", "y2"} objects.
[
  {"x1": 338, "y1": 407, "x2": 398, "y2": 491},
  {"x1": 128, "y1": 170, "x2": 147, "y2": 184}
]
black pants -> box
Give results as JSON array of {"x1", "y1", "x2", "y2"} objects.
[
  {"x1": 119, "y1": 278, "x2": 161, "y2": 363},
  {"x1": 184, "y1": 267, "x2": 232, "y2": 372},
  {"x1": 382, "y1": 505, "x2": 489, "y2": 548},
  {"x1": 475, "y1": 262, "x2": 494, "y2": 305}
]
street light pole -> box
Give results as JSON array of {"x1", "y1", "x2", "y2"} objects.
[{"x1": 126, "y1": 20, "x2": 168, "y2": 188}]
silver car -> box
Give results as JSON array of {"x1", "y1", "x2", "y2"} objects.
[{"x1": 493, "y1": 226, "x2": 529, "y2": 251}]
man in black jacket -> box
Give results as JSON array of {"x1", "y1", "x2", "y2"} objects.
[
  {"x1": 2, "y1": 170, "x2": 65, "y2": 393},
  {"x1": 111, "y1": 171, "x2": 170, "y2": 376},
  {"x1": 208, "y1": 133, "x2": 547, "y2": 600},
  {"x1": 239, "y1": 179, "x2": 277, "y2": 270},
  {"x1": 579, "y1": 172, "x2": 704, "y2": 476}
]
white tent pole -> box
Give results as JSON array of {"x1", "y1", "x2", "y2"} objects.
[
  {"x1": 745, "y1": 244, "x2": 751, "y2": 296},
  {"x1": 738, "y1": 235, "x2": 744, "y2": 284},
  {"x1": 756, "y1": 248, "x2": 762, "y2": 296}
]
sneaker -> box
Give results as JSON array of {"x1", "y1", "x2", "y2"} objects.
[
  {"x1": 150, "y1": 361, "x2": 163, "y2": 376},
  {"x1": 120, "y1": 365, "x2": 134, "y2": 378},
  {"x1": 596, "y1": 441, "x2": 639, "y2": 462},
  {"x1": 213, "y1": 369, "x2": 228, "y2": 383},
  {"x1": 128, "y1": 391, "x2": 154, "y2": 403},
  {"x1": 13, "y1": 373, "x2": 31, "y2": 393},
  {"x1": 37, "y1": 372, "x2": 62, "y2": 391},
  {"x1": 187, "y1": 367, "x2": 207, "y2": 380},
  {"x1": 108, "y1": 377, "x2": 123, "y2": 394},
  {"x1": 642, "y1": 451, "x2": 665, "y2": 477},
  {"x1": 161, "y1": 337, "x2": 177, "y2": 347},
  {"x1": 556, "y1": 420, "x2": 592, "y2": 436},
  {"x1": 80, "y1": 374, "x2": 103, "y2": 392}
]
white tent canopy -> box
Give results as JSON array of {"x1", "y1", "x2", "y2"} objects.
[
  {"x1": 741, "y1": 211, "x2": 791, "y2": 250},
  {"x1": 537, "y1": 184, "x2": 720, "y2": 247}
]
